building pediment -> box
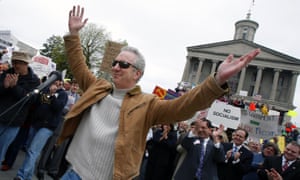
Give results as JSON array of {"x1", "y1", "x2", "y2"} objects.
[{"x1": 187, "y1": 40, "x2": 300, "y2": 71}]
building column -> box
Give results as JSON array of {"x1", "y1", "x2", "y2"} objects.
[
  {"x1": 210, "y1": 60, "x2": 218, "y2": 75},
  {"x1": 194, "y1": 58, "x2": 204, "y2": 84},
  {"x1": 237, "y1": 67, "x2": 246, "y2": 94},
  {"x1": 270, "y1": 69, "x2": 281, "y2": 100},
  {"x1": 181, "y1": 56, "x2": 191, "y2": 82},
  {"x1": 253, "y1": 66, "x2": 264, "y2": 96},
  {"x1": 288, "y1": 71, "x2": 299, "y2": 104}
]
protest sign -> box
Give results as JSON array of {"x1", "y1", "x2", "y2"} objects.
[
  {"x1": 207, "y1": 100, "x2": 241, "y2": 129},
  {"x1": 239, "y1": 110, "x2": 279, "y2": 140}
]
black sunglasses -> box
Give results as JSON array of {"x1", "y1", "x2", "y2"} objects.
[{"x1": 112, "y1": 60, "x2": 137, "y2": 69}]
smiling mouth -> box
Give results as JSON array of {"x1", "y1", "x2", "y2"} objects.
[{"x1": 112, "y1": 73, "x2": 120, "y2": 77}]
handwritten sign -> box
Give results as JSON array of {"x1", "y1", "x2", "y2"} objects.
[
  {"x1": 239, "y1": 110, "x2": 279, "y2": 140},
  {"x1": 207, "y1": 100, "x2": 241, "y2": 129}
]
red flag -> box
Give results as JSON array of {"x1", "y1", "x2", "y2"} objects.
[{"x1": 152, "y1": 86, "x2": 167, "y2": 100}]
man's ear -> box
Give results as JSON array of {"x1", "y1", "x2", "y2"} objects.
[{"x1": 134, "y1": 70, "x2": 143, "y2": 81}]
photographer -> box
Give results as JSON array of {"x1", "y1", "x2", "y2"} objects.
[
  {"x1": 0, "y1": 51, "x2": 40, "y2": 163},
  {"x1": 14, "y1": 72, "x2": 68, "y2": 180}
]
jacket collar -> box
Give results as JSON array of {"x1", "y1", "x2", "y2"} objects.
[{"x1": 126, "y1": 85, "x2": 142, "y2": 96}]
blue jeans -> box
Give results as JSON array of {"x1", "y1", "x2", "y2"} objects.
[
  {"x1": 16, "y1": 127, "x2": 53, "y2": 180},
  {"x1": 61, "y1": 168, "x2": 82, "y2": 180},
  {"x1": 0, "y1": 125, "x2": 20, "y2": 162},
  {"x1": 4, "y1": 126, "x2": 30, "y2": 166}
]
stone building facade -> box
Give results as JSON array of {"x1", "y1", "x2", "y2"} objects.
[{"x1": 181, "y1": 16, "x2": 300, "y2": 114}]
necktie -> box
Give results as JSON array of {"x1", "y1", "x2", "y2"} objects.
[
  {"x1": 232, "y1": 146, "x2": 238, "y2": 158},
  {"x1": 282, "y1": 160, "x2": 289, "y2": 171},
  {"x1": 195, "y1": 139, "x2": 205, "y2": 180}
]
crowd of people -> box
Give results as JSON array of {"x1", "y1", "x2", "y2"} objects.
[
  {"x1": 0, "y1": 50, "x2": 81, "y2": 180},
  {"x1": 0, "y1": 4, "x2": 299, "y2": 180},
  {"x1": 143, "y1": 119, "x2": 300, "y2": 180}
]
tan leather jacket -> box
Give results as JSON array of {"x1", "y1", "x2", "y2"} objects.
[{"x1": 58, "y1": 35, "x2": 229, "y2": 179}]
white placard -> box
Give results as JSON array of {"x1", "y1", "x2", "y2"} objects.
[
  {"x1": 239, "y1": 110, "x2": 279, "y2": 140},
  {"x1": 207, "y1": 100, "x2": 241, "y2": 129}
]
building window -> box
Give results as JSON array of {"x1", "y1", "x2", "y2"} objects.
[
  {"x1": 249, "y1": 85, "x2": 254, "y2": 96},
  {"x1": 228, "y1": 73, "x2": 239, "y2": 94},
  {"x1": 251, "y1": 71, "x2": 257, "y2": 81},
  {"x1": 278, "y1": 76, "x2": 284, "y2": 86},
  {"x1": 193, "y1": 61, "x2": 199, "y2": 72},
  {"x1": 242, "y1": 28, "x2": 248, "y2": 40}
]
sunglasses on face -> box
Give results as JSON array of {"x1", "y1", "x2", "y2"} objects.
[{"x1": 112, "y1": 60, "x2": 137, "y2": 69}]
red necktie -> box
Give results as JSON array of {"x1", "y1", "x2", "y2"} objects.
[{"x1": 282, "y1": 160, "x2": 289, "y2": 171}]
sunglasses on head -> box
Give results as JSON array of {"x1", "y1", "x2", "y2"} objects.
[{"x1": 112, "y1": 60, "x2": 137, "y2": 69}]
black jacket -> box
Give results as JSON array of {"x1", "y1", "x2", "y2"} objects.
[
  {"x1": 218, "y1": 143, "x2": 254, "y2": 180},
  {"x1": 31, "y1": 88, "x2": 68, "y2": 131},
  {"x1": 257, "y1": 155, "x2": 300, "y2": 180},
  {"x1": 0, "y1": 67, "x2": 40, "y2": 126}
]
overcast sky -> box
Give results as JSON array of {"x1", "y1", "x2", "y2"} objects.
[{"x1": 1, "y1": 0, "x2": 300, "y2": 126}]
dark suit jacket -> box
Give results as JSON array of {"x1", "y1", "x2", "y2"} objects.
[
  {"x1": 174, "y1": 136, "x2": 225, "y2": 180},
  {"x1": 218, "y1": 143, "x2": 253, "y2": 180},
  {"x1": 257, "y1": 155, "x2": 300, "y2": 180}
]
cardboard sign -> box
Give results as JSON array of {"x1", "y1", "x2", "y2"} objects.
[
  {"x1": 100, "y1": 41, "x2": 125, "y2": 73},
  {"x1": 207, "y1": 100, "x2": 241, "y2": 129}
]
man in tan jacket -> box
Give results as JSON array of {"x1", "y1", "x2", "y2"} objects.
[{"x1": 58, "y1": 5, "x2": 260, "y2": 180}]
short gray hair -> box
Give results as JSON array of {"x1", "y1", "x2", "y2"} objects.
[{"x1": 121, "y1": 46, "x2": 145, "y2": 81}]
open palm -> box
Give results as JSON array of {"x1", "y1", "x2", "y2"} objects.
[
  {"x1": 68, "y1": 5, "x2": 88, "y2": 35},
  {"x1": 215, "y1": 49, "x2": 260, "y2": 85}
]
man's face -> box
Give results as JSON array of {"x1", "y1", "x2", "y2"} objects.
[
  {"x1": 71, "y1": 83, "x2": 79, "y2": 93},
  {"x1": 49, "y1": 80, "x2": 60, "y2": 94},
  {"x1": 284, "y1": 143, "x2": 300, "y2": 161},
  {"x1": 12, "y1": 60, "x2": 28, "y2": 75},
  {"x1": 64, "y1": 81, "x2": 71, "y2": 90},
  {"x1": 248, "y1": 141, "x2": 261, "y2": 153},
  {"x1": 232, "y1": 130, "x2": 246, "y2": 146},
  {"x1": 111, "y1": 51, "x2": 141, "y2": 89},
  {"x1": 263, "y1": 146, "x2": 276, "y2": 157},
  {"x1": 195, "y1": 120, "x2": 211, "y2": 139}
]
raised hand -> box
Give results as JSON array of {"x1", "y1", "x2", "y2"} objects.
[
  {"x1": 265, "y1": 168, "x2": 283, "y2": 180},
  {"x1": 215, "y1": 49, "x2": 260, "y2": 85},
  {"x1": 4, "y1": 73, "x2": 19, "y2": 88},
  {"x1": 68, "y1": 5, "x2": 88, "y2": 35},
  {"x1": 213, "y1": 124, "x2": 224, "y2": 137},
  {"x1": 212, "y1": 124, "x2": 224, "y2": 143}
]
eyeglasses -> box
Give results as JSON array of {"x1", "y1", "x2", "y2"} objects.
[{"x1": 112, "y1": 60, "x2": 137, "y2": 69}]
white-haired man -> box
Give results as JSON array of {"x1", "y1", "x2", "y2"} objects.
[{"x1": 57, "y1": 5, "x2": 260, "y2": 180}]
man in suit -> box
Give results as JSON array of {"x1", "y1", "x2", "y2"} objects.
[
  {"x1": 174, "y1": 118, "x2": 225, "y2": 180},
  {"x1": 218, "y1": 128, "x2": 254, "y2": 180},
  {"x1": 257, "y1": 141, "x2": 300, "y2": 180}
]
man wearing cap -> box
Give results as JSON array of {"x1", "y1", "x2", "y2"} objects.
[
  {"x1": 0, "y1": 51, "x2": 40, "y2": 163},
  {"x1": 14, "y1": 71, "x2": 68, "y2": 180}
]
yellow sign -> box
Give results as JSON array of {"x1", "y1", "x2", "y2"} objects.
[{"x1": 277, "y1": 136, "x2": 285, "y2": 153}]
